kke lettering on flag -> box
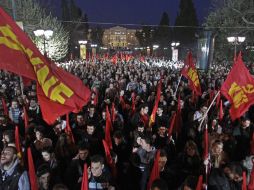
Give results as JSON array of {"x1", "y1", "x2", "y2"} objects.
[
  {"x1": 0, "y1": 7, "x2": 91, "y2": 124},
  {"x1": 181, "y1": 52, "x2": 202, "y2": 95},
  {"x1": 221, "y1": 52, "x2": 254, "y2": 120}
]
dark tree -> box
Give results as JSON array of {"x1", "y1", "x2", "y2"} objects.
[
  {"x1": 91, "y1": 27, "x2": 104, "y2": 47},
  {"x1": 136, "y1": 25, "x2": 155, "y2": 48},
  {"x1": 154, "y1": 12, "x2": 171, "y2": 47},
  {"x1": 61, "y1": 0, "x2": 70, "y2": 22},
  {"x1": 174, "y1": 0, "x2": 198, "y2": 44}
]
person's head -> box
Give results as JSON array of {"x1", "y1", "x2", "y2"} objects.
[
  {"x1": 41, "y1": 147, "x2": 54, "y2": 162},
  {"x1": 34, "y1": 126, "x2": 45, "y2": 140},
  {"x1": 151, "y1": 178, "x2": 168, "y2": 190},
  {"x1": 52, "y1": 184, "x2": 69, "y2": 190},
  {"x1": 158, "y1": 126, "x2": 167, "y2": 137},
  {"x1": 184, "y1": 140, "x2": 199, "y2": 157},
  {"x1": 137, "y1": 122, "x2": 145, "y2": 133},
  {"x1": 102, "y1": 110, "x2": 106, "y2": 120},
  {"x1": 11, "y1": 99, "x2": 18, "y2": 109},
  {"x1": 0, "y1": 115, "x2": 7, "y2": 126},
  {"x1": 86, "y1": 121, "x2": 95, "y2": 135},
  {"x1": 141, "y1": 136, "x2": 152, "y2": 152},
  {"x1": 241, "y1": 117, "x2": 251, "y2": 128},
  {"x1": 29, "y1": 99, "x2": 38, "y2": 109},
  {"x1": 2, "y1": 130, "x2": 15, "y2": 146},
  {"x1": 182, "y1": 175, "x2": 198, "y2": 190},
  {"x1": 140, "y1": 104, "x2": 149, "y2": 115},
  {"x1": 156, "y1": 106, "x2": 163, "y2": 116},
  {"x1": 200, "y1": 106, "x2": 208, "y2": 114},
  {"x1": 113, "y1": 130, "x2": 124, "y2": 145},
  {"x1": 0, "y1": 146, "x2": 17, "y2": 168},
  {"x1": 158, "y1": 149, "x2": 168, "y2": 172},
  {"x1": 212, "y1": 140, "x2": 223, "y2": 155},
  {"x1": 88, "y1": 105, "x2": 95, "y2": 116},
  {"x1": 78, "y1": 143, "x2": 90, "y2": 161},
  {"x1": 76, "y1": 113, "x2": 84, "y2": 124},
  {"x1": 90, "y1": 155, "x2": 104, "y2": 177},
  {"x1": 37, "y1": 164, "x2": 51, "y2": 190}
]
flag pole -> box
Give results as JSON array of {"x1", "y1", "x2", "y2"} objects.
[
  {"x1": 198, "y1": 91, "x2": 220, "y2": 131},
  {"x1": 174, "y1": 74, "x2": 182, "y2": 97}
]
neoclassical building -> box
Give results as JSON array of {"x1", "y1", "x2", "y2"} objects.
[{"x1": 102, "y1": 26, "x2": 139, "y2": 49}]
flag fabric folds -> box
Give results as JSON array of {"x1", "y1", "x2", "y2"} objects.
[
  {"x1": 23, "y1": 106, "x2": 29, "y2": 129},
  {"x1": 248, "y1": 161, "x2": 254, "y2": 190},
  {"x1": 15, "y1": 126, "x2": 22, "y2": 159},
  {"x1": 149, "y1": 79, "x2": 162, "y2": 127},
  {"x1": 0, "y1": 7, "x2": 91, "y2": 124},
  {"x1": 221, "y1": 53, "x2": 254, "y2": 120},
  {"x1": 1, "y1": 97, "x2": 8, "y2": 116},
  {"x1": 196, "y1": 175, "x2": 203, "y2": 190},
  {"x1": 168, "y1": 113, "x2": 176, "y2": 138},
  {"x1": 105, "y1": 106, "x2": 113, "y2": 149},
  {"x1": 27, "y1": 147, "x2": 38, "y2": 190},
  {"x1": 102, "y1": 139, "x2": 117, "y2": 177},
  {"x1": 181, "y1": 52, "x2": 202, "y2": 95},
  {"x1": 65, "y1": 114, "x2": 75, "y2": 143},
  {"x1": 242, "y1": 171, "x2": 247, "y2": 190},
  {"x1": 81, "y1": 163, "x2": 88, "y2": 190},
  {"x1": 147, "y1": 150, "x2": 160, "y2": 190}
]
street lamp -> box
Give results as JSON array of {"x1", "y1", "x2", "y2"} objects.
[
  {"x1": 171, "y1": 42, "x2": 180, "y2": 61},
  {"x1": 33, "y1": 29, "x2": 53, "y2": 56},
  {"x1": 171, "y1": 42, "x2": 180, "y2": 47},
  {"x1": 227, "y1": 36, "x2": 246, "y2": 56}
]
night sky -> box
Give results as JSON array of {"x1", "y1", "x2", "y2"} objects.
[{"x1": 75, "y1": 0, "x2": 212, "y2": 26}]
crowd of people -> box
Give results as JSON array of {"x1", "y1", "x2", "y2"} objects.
[{"x1": 0, "y1": 56, "x2": 254, "y2": 190}]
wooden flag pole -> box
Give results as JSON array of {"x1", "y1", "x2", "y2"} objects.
[{"x1": 198, "y1": 91, "x2": 221, "y2": 131}]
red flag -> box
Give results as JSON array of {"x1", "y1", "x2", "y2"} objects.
[
  {"x1": 111, "y1": 102, "x2": 116, "y2": 123},
  {"x1": 168, "y1": 113, "x2": 176, "y2": 138},
  {"x1": 111, "y1": 54, "x2": 118, "y2": 64},
  {"x1": 221, "y1": 52, "x2": 254, "y2": 120},
  {"x1": 0, "y1": 8, "x2": 91, "y2": 124},
  {"x1": 248, "y1": 161, "x2": 254, "y2": 190},
  {"x1": 149, "y1": 80, "x2": 162, "y2": 127},
  {"x1": 147, "y1": 150, "x2": 160, "y2": 190},
  {"x1": 219, "y1": 100, "x2": 224, "y2": 121},
  {"x1": 65, "y1": 114, "x2": 75, "y2": 143},
  {"x1": 243, "y1": 171, "x2": 247, "y2": 190},
  {"x1": 81, "y1": 163, "x2": 88, "y2": 190},
  {"x1": 119, "y1": 96, "x2": 126, "y2": 110},
  {"x1": 27, "y1": 147, "x2": 39, "y2": 190},
  {"x1": 23, "y1": 106, "x2": 29, "y2": 129},
  {"x1": 102, "y1": 140, "x2": 117, "y2": 177},
  {"x1": 209, "y1": 90, "x2": 215, "y2": 104},
  {"x1": 181, "y1": 52, "x2": 202, "y2": 95},
  {"x1": 1, "y1": 97, "x2": 8, "y2": 116},
  {"x1": 105, "y1": 106, "x2": 112, "y2": 149},
  {"x1": 216, "y1": 92, "x2": 221, "y2": 108},
  {"x1": 196, "y1": 175, "x2": 203, "y2": 190},
  {"x1": 15, "y1": 126, "x2": 22, "y2": 159}
]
